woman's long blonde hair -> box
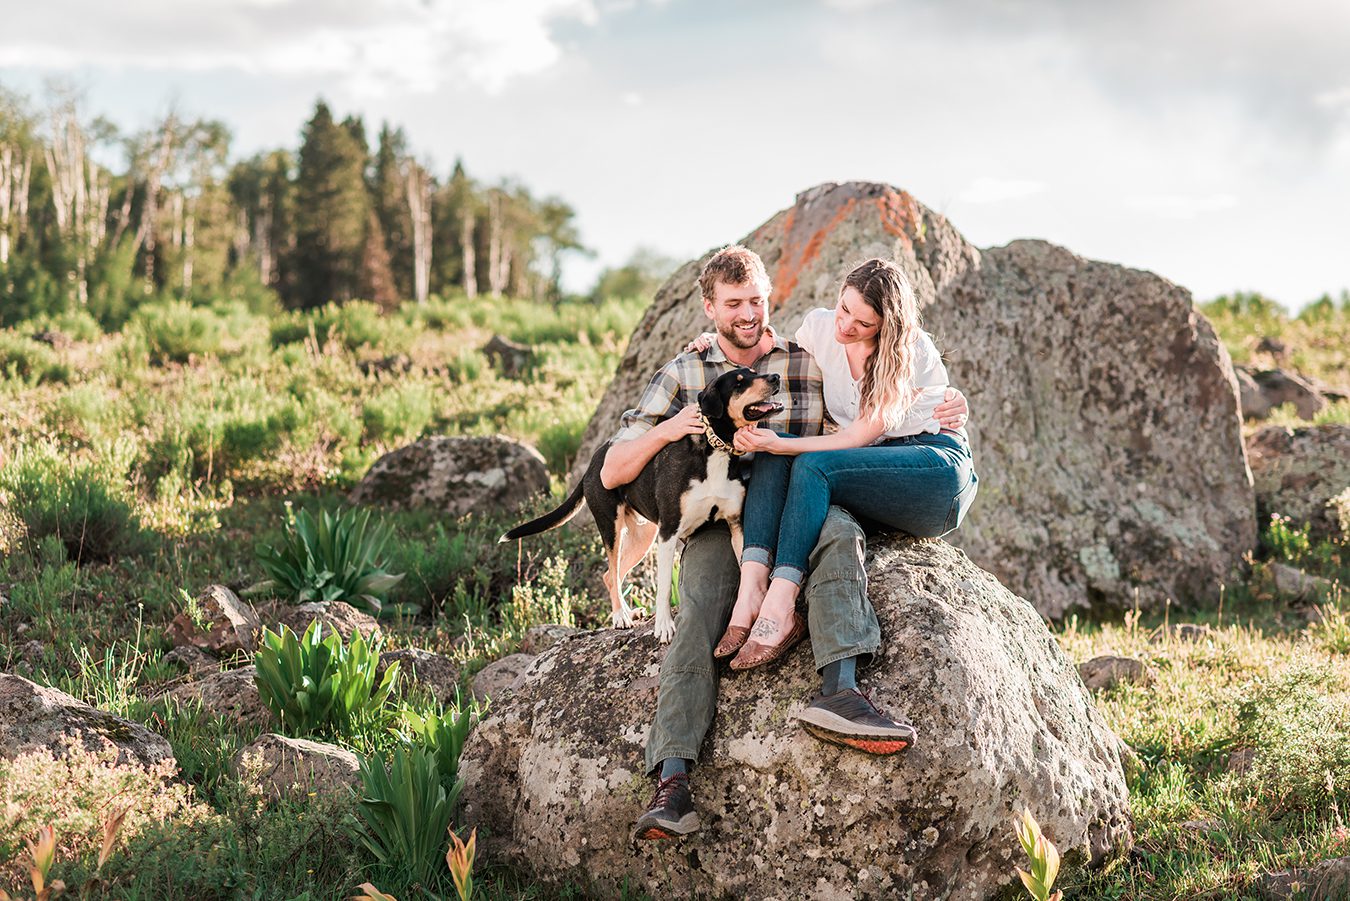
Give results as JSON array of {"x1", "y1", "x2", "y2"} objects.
[{"x1": 846, "y1": 258, "x2": 921, "y2": 431}]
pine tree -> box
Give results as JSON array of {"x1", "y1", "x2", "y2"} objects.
[
  {"x1": 371, "y1": 123, "x2": 413, "y2": 301},
  {"x1": 292, "y1": 100, "x2": 370, "y2": 308}
]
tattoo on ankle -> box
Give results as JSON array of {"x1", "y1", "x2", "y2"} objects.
[{"x1": 750, "y1": 618, "x2": 778, "y2": 638}]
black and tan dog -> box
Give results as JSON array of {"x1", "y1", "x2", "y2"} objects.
[{"x1": 501, "y1": 367, "x2": 783, "y2": 643}]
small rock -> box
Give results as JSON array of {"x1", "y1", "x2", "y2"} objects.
[
  {"x1": 233, "y1": 733, "x2": 360, "y2": 802},
  {"x1": 377, "y1": 648, "x2": 461, "y2": 706},
  {"x1": 30, "y1": 329, "x2": 71, "y2": 349},
  {"x1": 0, "y1": 674, "x2": 175, "y2": 768},
  {"x1": 1254, "y1": 854, "x2": 1350, "y2": 900},
  {"x1": 471, "y1": 653, "x2": 536, "y2": 704},
  {"x1": 15, "y1": 622, "x2": 29, "y2": 636},
  {"x1": 164, "y1": 585, "x2": 262, "y2": 656},
  {"x1": 482, "y1": 334, "x2": 535, "y2": 378},
  {"x1": 1179, "y1": 818, "x2": 1222, "y2": 833},
  {"x1": 520, "y1": 624, "x2": 581, "y2": 656},
  {"x1": 274, "y1": 600, "x2": 381, "y2": 644},
  {"x1": 1268, "y1": 563, "x2": 1335, "y2": 604},
  {"x1": 162, "y1": 665, "x2": 272, "y2": 727},
  {"x1": 1148, "y1": 623, "x2": 1214, "y2": 644},
  {"x1": 358, "y1": 353, "x2": 413, "y2": 376},
  {"x1": 1245, "y1": 368, "x2": 1327, "y2": 421},
  {"x1": 1078, "y1": 655, "x2": 1156, "y2": 692},
  {"x1": 163, "y1": 645, "x2": 219, "y2": 679}
]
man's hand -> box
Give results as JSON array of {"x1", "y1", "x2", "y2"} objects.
[
  {"x1": 934, "y1": 387, "x2": 969, "y2": 431},
  {"x1": 652, "y1": 404, "x2": 704, "y2": 443},
  {"x1": 734, "y1": 426, "x2": 779, "y2": 454}
]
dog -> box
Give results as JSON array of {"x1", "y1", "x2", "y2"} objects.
[{"x1": 500, "y1": 367, "x2": 783, "y2": 643}]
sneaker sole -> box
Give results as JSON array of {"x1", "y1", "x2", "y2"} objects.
[
  {"x1": 802, "y1": 723, "x2": 911, "y2": 755},
  {"x1": 633, "y1": 811, "x2": 701, "y2": 841},
  {"x1": 795, "y1": 705, "x2": 918, "y2": 742}
]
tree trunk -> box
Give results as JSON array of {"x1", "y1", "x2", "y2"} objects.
[
  {"x1": 461, "y1": 207, "x2": 477, "y2": 298},
  {"x1": 404, "y1": 162, "x2": 432, "y2": 304}
]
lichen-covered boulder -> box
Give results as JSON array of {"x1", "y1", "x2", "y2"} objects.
[
  {"x1": 350, "y1": 435, "x2": 550, "y2": 518},
  {"x1": 272, "y1": 600, "x2": 381, "y2": 644},
  {"x1": 1247, "y1": 424, "x2": 1350, "y2": 540},
  {"x1": 460, "y1": 537, "x2": 1132, "y2": 901},
  {"x1": 573, "y1": 181, "x2": 1254, "y2": 618},
  {"x1": 1237, "y1": 368, "x2": 1327, "y2": 421},
  {"x1": 471, "y1": 653, "x2": 535, "y2": 704},
  {"x1": 0, "y1": 674, "x2": 174, "y2": 768},
  {"x1": 377, "y1": 647, "x2": 461, "y2": 706}
]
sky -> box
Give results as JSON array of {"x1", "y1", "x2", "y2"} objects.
[{"x1": 2, "y1": 0, "x2": 1348, "y2": 307}]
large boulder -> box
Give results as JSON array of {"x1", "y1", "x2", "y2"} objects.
[
  {"x1": 161, "y1": 665, "x2": 273, "y2": 727},
  {"x1": 460, "y1": 537, "x2": 1133, "y2": 900},
  {"x1": 1237, "y1": 368, "x2": 1327, "y2": 421},
  {"x1": 233, "y1": 733, "x2": 360, "y2": 802},
  {"x1": 1247, "y1": 424, "x2": 1350, "y2": 541},
  {"x1": 573, "y1": 181, "x2": 1254, "y2": 618},
  {"x1": 0, "y1": 674, "x2": 174, "y2": 768},
  {"x1": 349, "y1": 435, "x2": 550, "y2": 518}
]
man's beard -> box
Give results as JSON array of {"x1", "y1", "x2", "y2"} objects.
[{"x1": 717, "y1": 320, "x2": 764, "y2": 349}]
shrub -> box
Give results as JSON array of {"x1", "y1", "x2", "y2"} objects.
[
  {"x1": 131, "y1": 300, "x2": 227, "y2": 363},
  {"x1": 0, "y1": 441, "x2": 151, "y2": 564},
  {"x1": 0, "y1": 331, "x2": 71, "y2": 384},
  {"x1": 398, "y1": 695, "x2": 479, "y2": 794},
  {"x1": 253, "y1": 504, "x2": 407, "y2": 615},
  {"x1": 254, "y1": 621, "x2": 399, "y2": 738},
  {"x1": 349, "y1": 745, "x2": 457, "y2": 889},
  {"x1": 361, "y1": 380, "x2": 436, "y2": 445}
]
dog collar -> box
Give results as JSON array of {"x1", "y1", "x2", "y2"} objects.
[{"x1": 700, "y1": 413, "x2": 745, "y2": 456}]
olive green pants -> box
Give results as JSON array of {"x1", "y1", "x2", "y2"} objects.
[{"x1": 643, "y1": 506, "x2": 882, "y2": 773}]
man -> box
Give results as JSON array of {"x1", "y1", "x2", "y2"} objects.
[{"x1": 600, "y1": 246, "x2": 969, "y2": 842}]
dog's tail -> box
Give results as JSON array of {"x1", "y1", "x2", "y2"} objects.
[{"x1": 499, "y1": 478, "x2": 588, "y2": 543}]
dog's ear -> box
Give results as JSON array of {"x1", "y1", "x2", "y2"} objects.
[{"x1": 698, "y1": 383, "x2": 725, "y2": 420}]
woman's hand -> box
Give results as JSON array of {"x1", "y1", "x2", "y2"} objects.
[
  {"x1": 683, "y1": 332, "x2": 717, "y2": 354},
  {"x1": 734, "y1": 426, "x2": 780, "y2": 454},
  {"x1": 934, "y1": 387, "x2": 969, "y2": 430}
]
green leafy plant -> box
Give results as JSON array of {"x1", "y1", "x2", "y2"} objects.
[
  {"x1": 253, "y1": 622, "x2": 399, "y2": 737},
  {"x1": 252, "y1": 504, "x2": 408, "y2": 616},
  {"x1": 1013, "y1": 809, "x2": 1062, "y2": 901},
  {"x1": 398, "y1": 695, "x2": 480, "y2": 794},
  {"x1": 349, "y1": 746, "x2": 457, "y2": 888}
]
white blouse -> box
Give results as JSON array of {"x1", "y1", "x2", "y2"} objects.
[{"x1": 793, "y1": 307, "x2": 950, "y2": 440}]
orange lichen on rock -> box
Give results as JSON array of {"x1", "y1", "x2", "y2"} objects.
[
  {"x1": 773, "y1": 198, "x2": 857, "y2": 309},
  {"x1": 875, "y1": 189, "x2": 919, "y2": 247}
]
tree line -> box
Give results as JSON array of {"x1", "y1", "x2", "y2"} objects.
[{"x1": 0, "y1": 88, "x2": 618, "y2": 327}]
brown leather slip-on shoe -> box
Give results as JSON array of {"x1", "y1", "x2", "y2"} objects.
[
  {"x1": 728, "y1": 611, "x2": 807, "y2": 671},
  {"x1": 713, "y1": 624, "x2": 752, "y2": 659}
]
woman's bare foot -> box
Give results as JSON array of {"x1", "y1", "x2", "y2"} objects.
[
  {"x1": 728, "y1": 562, "x2": 770, "y2": 628},
  {"x1": 745, "y1": 578, "x2": 802, "y2": 649}
]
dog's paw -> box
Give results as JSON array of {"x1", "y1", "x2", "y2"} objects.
[
  {"x1": 612, "y1": 606, "x2": 636, "y2": 629},
  {"x1": 653, "y1": 615, "x2": 676, "y2": 644}
]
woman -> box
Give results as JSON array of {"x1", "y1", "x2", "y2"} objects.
[{"x1": 707, "y1": 258, "x2": 979, "y2": 669}]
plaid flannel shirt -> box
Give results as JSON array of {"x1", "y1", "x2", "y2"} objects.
[{"x1": 611, "y1": 329, "x2": 826, "y2": 443}]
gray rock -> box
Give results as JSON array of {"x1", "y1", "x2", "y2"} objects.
[
  {"x1": 520, "y1": 624, "x2": 581, "y2": 656},
  {"x1": 460, "y1": 537, "x2": 1132, "y2": 900},
  {"x1": 163, "y1": 645, "x2": 219, "y2": 679},
  {"x1": 1078, "y1": 655, "x2": 1156, "y2": 691},
  {"x1": 378, "y1": 647, "x2": 461, "y2": 706},
  {"x1": 273, "y1": 600, "x2": 381, "y2": 645},
  {"x1": 1255, "y1": 855, "x2": 1350, "y2": 900},
  {"x1": 1238, "y1": 368, "x2": 1327, "y2": 421},
  {"x1": 164, "y1": 584, "x2": 261, "y2": 656},
  {"x1": 572, "y1": 181, "x2": 1254, "y2": 618},
  {"x1": 482, "y1": 334, "x2": 535, "y2": 378},
  {"x1": 162, "y1": 665, "x2": 272, "y2": 727},
  {"x1": 1248, "y1": 425, "x2": 1350, "y2": 541},
  {"x1": 1228, "y1": 747, "x2": 1256, "y2": 775},
  {"x1": 0, "y1": 673, "x2": 174, "y2": 768},
  {"x1": 1267, "y1": 562, "x2": 1336, "y2": 603},
  {"x1": 470, "y1": 653, "x2": 536, "y2": 704},
  {"x1": 233, "y1": 733, "x2": 360, "y2": 802},
  {"x1": 349, "y1": 435, "x2": 550, "y2": 518}
]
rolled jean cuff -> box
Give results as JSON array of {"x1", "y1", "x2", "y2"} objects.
[
  {"x1": 644, "y1": 746, "x2": 701, "y2": 775},
  {"x1": 741, "y1": 545, "x2": 773, "y2": 567},
  {"x1": 770, "y1": 563, "x2": 807, "y2": 586}
]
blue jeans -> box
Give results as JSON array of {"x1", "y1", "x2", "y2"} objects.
[{"x1": 742, "y1": 432, "x2": 978, "y2": 584}]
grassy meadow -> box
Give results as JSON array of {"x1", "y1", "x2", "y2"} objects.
[{"x1": 0, "y1": 289, "x2": 1347, "y2": 900}]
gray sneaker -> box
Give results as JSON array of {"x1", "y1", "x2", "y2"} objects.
[
  {"x1": 633, "y1": 772, "x2": 700, "y2": 841},
  {"x1": 795, "y1": 689, "x2": 917, "y2": 754}
]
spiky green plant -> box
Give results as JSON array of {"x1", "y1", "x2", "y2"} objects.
[
  {"x1": 349, "y1": 746, "x2": 457, "y2": 888},
  {"x1": 253, "y1": 622, "x2": 399, "y2": 738},
  {"x1": 252, "y1": 504, "x2": 408, "y2": 616},
  {"x1": 1014, "y1": 809, "x2": 1062, "y2": 901},
  {"x1": 398, "y1": 694, "x2": 480, "y2": 794}
]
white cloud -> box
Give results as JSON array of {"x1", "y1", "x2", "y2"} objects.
[
  {"x1": 0, "y1": 0, "x2": 601, "y2": 96},
  {"x1": 1124, "y1": 193, "x2": 1239, "y2": 220},
  {"x1": 956, "y1": 177, "x2": 1046, "y2": 205}
]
